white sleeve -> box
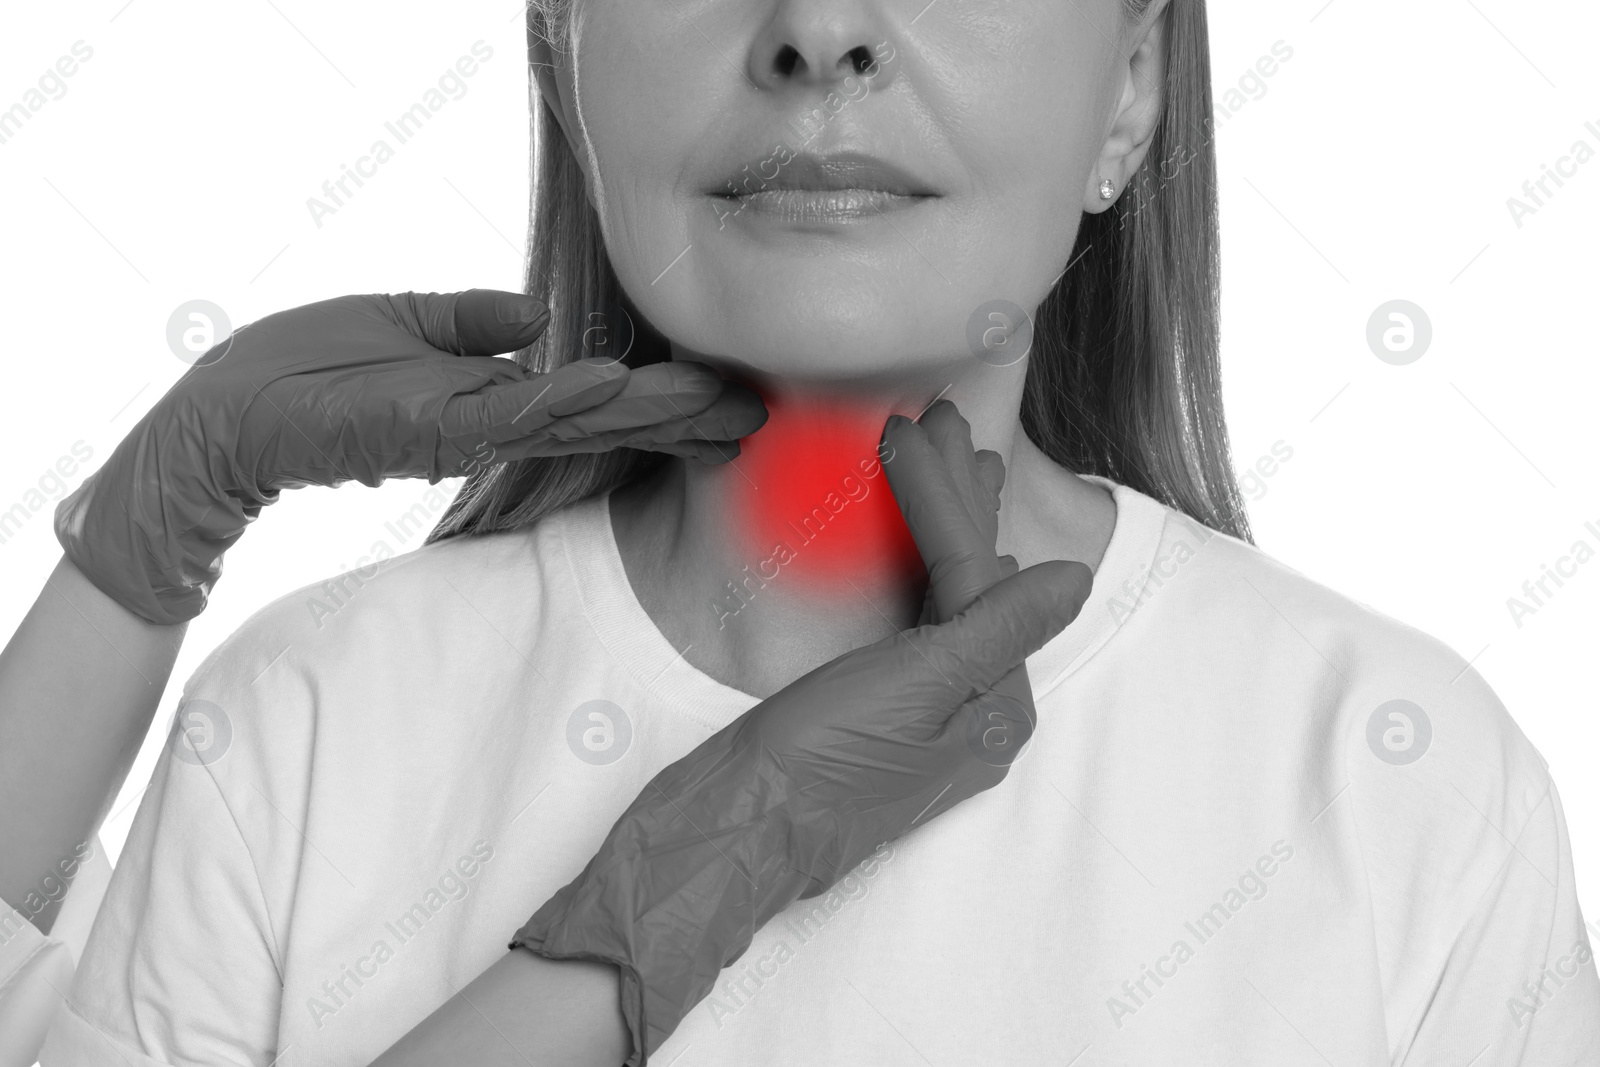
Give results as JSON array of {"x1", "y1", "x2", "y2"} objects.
[
  {"x1": 1398, "y1": 779, "x2": 1600, "y2": 1064},
  {"x1": 0, "y1": 904, "x2": 74, "y2": 1067},
  {"x1": 38, "y1": 727, "x2": 284, "y2": 1067},
  {"x1": 0, "y1": 835, "x2": 111, "y2": 1067}
]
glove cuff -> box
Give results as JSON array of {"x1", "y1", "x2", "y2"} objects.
[
  {"x1": 53, "y1": 449, "x2": 265, "y2": 625},
  {"x1": 508, "y1": 738, "x2": 811, "y2": 1064}
]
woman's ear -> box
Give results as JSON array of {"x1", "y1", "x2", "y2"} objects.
[
  {"x1": 1083, "y1": 1, "x2": 1171, "y2": 215},
  {"x1": 531, "y1": 33, "x2": 599, "y2": 210}
]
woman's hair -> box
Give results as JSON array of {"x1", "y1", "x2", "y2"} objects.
[{"x1": 428, "y1": 0, "x2": 1252, "y2": 546}]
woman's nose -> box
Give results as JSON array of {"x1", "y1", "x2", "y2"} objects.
[{"x1": 747, "y1": 4, "x2": 898, "y2": 92}]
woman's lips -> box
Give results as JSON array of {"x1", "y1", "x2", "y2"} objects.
[
  {"x1": 722, "y1": 187, "x2": 932, "y2": 224},
  {"x1": 708, "y1": 149, "x2": 938, "y2": 226}
]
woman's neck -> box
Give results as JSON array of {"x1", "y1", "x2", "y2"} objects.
[{"x1": 609, "y1": 352, "x2": 1115, "y2": 699}]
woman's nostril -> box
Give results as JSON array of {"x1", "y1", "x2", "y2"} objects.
[
  {"x1": 769, "y1": 44, "x2": 874, "y2": 82},
  {"x1": 775, "y1": 44, "x2": 804, "y2": 79}
]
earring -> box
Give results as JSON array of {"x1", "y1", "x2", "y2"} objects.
[{"x1": 1098, "y1": 178, "x2": 1116, "y2": 201}]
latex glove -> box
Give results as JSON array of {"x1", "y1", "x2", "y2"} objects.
[
  {"x1": 894, "y1": 400, "x2": 1036, "y2": 767},
  {"x1": 511, "y1": 401, "x2": 1093, "y2": 1065},
  {"x1": 54, "y1": 289, "x2": 766, "y2": 624}
]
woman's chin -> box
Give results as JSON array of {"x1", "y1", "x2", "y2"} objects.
[
  {"x1": 671, "y1": 341, "x2": 964, "y2": 392},
  {"x1": 627, "y1": 259, "x2": 1047, "y2": 387},
  {"x1": 659, "y1": 304, "x2": 972, "y2": 381}
]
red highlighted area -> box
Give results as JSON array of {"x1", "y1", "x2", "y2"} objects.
[{"x1": 731, "y1": 394, "x2": 925, "y2": 600}]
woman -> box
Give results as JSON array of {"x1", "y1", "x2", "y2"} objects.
[{"x1": 9, "y1": 0, "x2": 1598, "y2": 1064}]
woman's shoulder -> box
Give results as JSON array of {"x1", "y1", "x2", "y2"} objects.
[
  {"x1": 183, "y1": 499, "x2": 588, "y2": 698},
  {"x1": 1133, "y1": 494, "x2": 1485, "y2": 691},
  {"x1": 1130, "y1": 490, "x2": 1553, "y2": 851},
  {"x1": 1052, "y1": 471, "x2": 1468, "y2": 684},
  {"x1": 1129, "y1": 494, "x2": 1571, "y2": 985},
  {"x1": 1112, "y1": 487, "x2": 1542, "y2": 782}
]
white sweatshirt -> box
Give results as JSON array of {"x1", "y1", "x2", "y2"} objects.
[{"x1": 35, "y1": 478, "x2": 1600, "y2": 1065}]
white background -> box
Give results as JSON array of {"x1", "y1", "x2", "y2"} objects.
[{"x1": 1, "y1": 0, "x2": 1596, "y2": 936}]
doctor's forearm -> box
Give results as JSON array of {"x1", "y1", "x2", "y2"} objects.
[
  {"x1": 371, "y1": 949, "x2": 630, "y2": 1067},
  {"x1": 0, "y1": 555, "x2": 185, "y2": 933}
]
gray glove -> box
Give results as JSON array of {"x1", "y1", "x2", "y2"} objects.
[{"x1": 55, "y1": 289, "x2": 765, "y2": 624}]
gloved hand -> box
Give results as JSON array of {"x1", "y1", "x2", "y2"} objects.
[
  {"x1": 895, "y1": 400, "x2": 1038, "y2": 767},
  {"x1": 511, "y1": 401, "x2": 1094, "y2": 1065},
  {"x1": 54, "y1": 289, "x2": 766, "y2": 625}
]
